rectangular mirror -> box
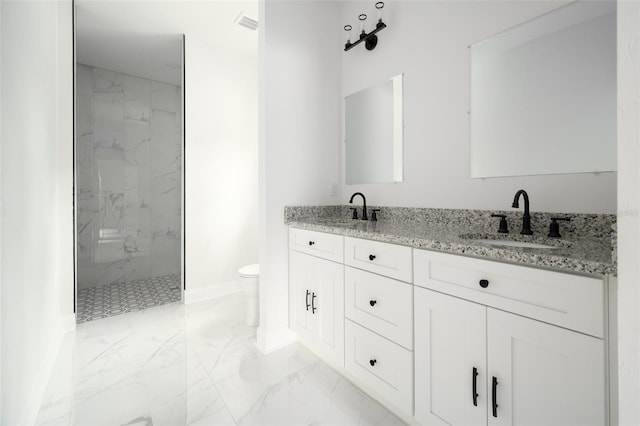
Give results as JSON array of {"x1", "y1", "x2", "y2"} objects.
[
  {"x1": 470, "y1": 1, "x2": 616, "y2": 178},
  {"x1": 345, "y1": 74, "x2": 403, "y2": 184}
]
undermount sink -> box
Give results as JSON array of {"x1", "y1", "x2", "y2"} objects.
[
  {"x1": 458, "y1": 233, "x2": 573, "y2": 250},
  {"x1": 472, "y1": 239, "x2": 559, "y2": 249}
]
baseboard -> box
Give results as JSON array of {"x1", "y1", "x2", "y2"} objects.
[
  {"x1": 23, "y1": 312, "x2": 76, "y2": 425},
  {"x1": 183, "y1": 280, "x2": 240, "y2": 305},
  {"x1": 59, "y1": 312, "x2": 76, "y2": 334},
  {"x1": 256, "y1": 326, "x2": 297, "y2": 354}
]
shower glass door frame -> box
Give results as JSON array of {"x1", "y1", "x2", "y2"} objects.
[{"x1": 72, "y1": 8, "x2": 186, "y2": 316}]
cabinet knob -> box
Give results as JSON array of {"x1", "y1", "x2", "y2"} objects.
[
  {"x1": 369, "y1": 299, "x2": 377, "y2": 307},
  {"x1": 369, "y1": 254, "x2": 376, "y2": 261},
  {"x1": 369, "y1": 359, "x2": 377, "y2": 367},
  {"x1": 479, "y1": 279, "x2": 489, "y2": 288},
  {"x1": 308, "y1": 241, "x2": 315, "y2": 246}
]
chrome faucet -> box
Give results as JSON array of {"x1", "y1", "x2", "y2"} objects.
[
  {"x1": 349, "y1": 192, "x2": 368, "y2": 221},
  {"x1": 512, "y1": 189, "x2": 533, "y2": 235}
]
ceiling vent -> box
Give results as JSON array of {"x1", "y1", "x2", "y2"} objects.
[{"x1": 235, "y1": 12, "x2": 259, "y2": 31}]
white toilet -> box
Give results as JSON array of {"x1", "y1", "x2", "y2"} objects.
[{"x1": 238, "y1": 263, "x2": 260, "y2": 326}]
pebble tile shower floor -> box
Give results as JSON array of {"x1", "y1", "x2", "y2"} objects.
[{"x1": 77, "y1": 274, "x2": 182, "y2": 323}]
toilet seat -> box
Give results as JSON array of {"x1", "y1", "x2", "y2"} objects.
[{"x1": 239, "y1": 263, "x2": 259, "y2": 278}]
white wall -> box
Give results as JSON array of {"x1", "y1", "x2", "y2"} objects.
[
  {"x1": 617, "y1": 1, "x2": 640, "y2": 424},
  {"x1": 0, "y1": 1, "x2": 74, "y2": 424},
  {"x1": 341, "y1": 0, "x2": 616, "y2": 214},
  {"x1": 258, "y1": 0, "x2": 342, "y2": 352},
  {"x1": 57, "y1": 0, "x2": 74, "y2": 327},
  {"x1": 0, "y1": 3, "x2": 3, "y2": 419},
  {"x1": 185, "y1": 39, "x2": 259, "y2": 293}
]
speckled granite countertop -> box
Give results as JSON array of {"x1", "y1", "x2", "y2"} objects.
[{"x1": 285, "y1": 206, "x2": 617, "y2": 276}]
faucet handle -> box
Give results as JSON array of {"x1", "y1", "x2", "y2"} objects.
[
  {"x1": 548, "y1": 217, "x2": 571, "y2": 238},
  {"x1": 371, "y1": 209, "x2": 381, "y2": 221},
  {"x1": 491, "y1": 213, "x2": 509, "y2": 234},
  {"x1": 350, "y1": 208, "x2": 359, "y2": 220}
]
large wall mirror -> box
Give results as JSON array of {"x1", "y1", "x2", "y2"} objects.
[
  {"x1": 345, "y1": 74, "x2": 404, "y2": 184},
  {"x1": 470, "y1": 1, "x2": 616, "y2": 178}
]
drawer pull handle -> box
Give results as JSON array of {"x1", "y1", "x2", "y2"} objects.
[
  {"x1": 492, "y1": 376, "x2": 499, "y2": 418},
  {"x1": 479, "y1": 279, "x2": 489, "y2": 288},
  {"x1": 472, "y1": 367, "x2": 479, "y2": 406},
  {"x1": 369, "y1": 254, "x2": 376, "y2": 261},
  {"x1": 311, "y1": 292, "x2": 317, "y2": 314},
  {"x1": 305, "y1": 290, "x2": 311, "y2": 311},
  {"x1": 369, "y1": 359, "x2": 377, "y2": 367},
  {"x1": 369, "y1": 299, "x2": 377, "y2": 307},
  {"x1": 308, "y1": 241, "x2": 315, "y2": 246}
]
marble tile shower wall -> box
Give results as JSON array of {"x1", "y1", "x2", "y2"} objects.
[{"x1": 76, "y1": 64, "x2": 181, "y2": 290}]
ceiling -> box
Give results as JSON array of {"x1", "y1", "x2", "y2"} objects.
[{"x1": 76, "y1": 0, "x2": 259, "y2": 85}]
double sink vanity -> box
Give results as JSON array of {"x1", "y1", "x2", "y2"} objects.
[
  {"x1": 327, "y1": 1, "x2": 617, "y2": 423},
  {"x1": 285, "y1": 202, "x2": 616, "y2": 425}
]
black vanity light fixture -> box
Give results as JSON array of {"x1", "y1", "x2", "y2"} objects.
[{"x1": 344, "y1": 2, "x2": 386, "y2": 52}]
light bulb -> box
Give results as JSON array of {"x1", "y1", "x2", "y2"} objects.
[
  {"x1": 344, "y1": 25, "x2": 352, "y2": 44},
  {"x1": 375, "y1": 2, "x2": 384, "y2": 23},
  {"x1": 359, "y1": 14, "x2": 367, "y2": 34}
]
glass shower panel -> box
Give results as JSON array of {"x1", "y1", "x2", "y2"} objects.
[{"x1": 76, "y1": 64, "x2": 182, "y2": 322}]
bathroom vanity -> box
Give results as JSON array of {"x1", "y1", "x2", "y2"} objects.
[{"x1": 286, "y1": 206, "x2": 615, "y2": 425}]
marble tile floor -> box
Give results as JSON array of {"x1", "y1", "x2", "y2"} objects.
[
  {"x1": 36, "y1": 293, "x2": 406, "y2": 426},
  {"x1": 76, "y1": 274, "x2": 182, "y2": 324}
]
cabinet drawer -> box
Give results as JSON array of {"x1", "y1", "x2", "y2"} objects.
[
  {"x1": 414, "y1": 249, "x2": 605, "y2": 338},
  {"x1": 345, "y1": 320, "x2": 413, "y2": 415},
  {"x1": 345, "y1": 267, "x2": 413, "y2": 349},
  {"x1": 289, "y1": 228, "x2": 344, "y2": 263},
  {"x1": 344, "y1": 237, "x2": 412, "y2": 282}
]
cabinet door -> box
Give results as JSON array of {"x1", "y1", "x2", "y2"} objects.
[
  {"x1": 487, "y1": 309, "x2": 605, "y2": 426},
  {"x1": 289, "y1": 250, "x2": 345, "y2": 366},
  {"x1": 289, "y1": 250, "x2": 315, "y2": 341},
  {"x1": 313, "y1": 255, "x2": 345, "y2": 365},
  {"x1": 415, "y1": 288, "x2": 487, "y2": 426}
]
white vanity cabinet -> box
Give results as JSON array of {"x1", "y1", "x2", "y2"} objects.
[
  {"x1": 287, "y1": 226, "x2": 610, "y2": 425},
  {"x1": 414, "y1": 249, "x2": 607, "y2": 426},
  {"x1": 343, "y1": 237, "x2": 414, "y2": 415},
  {"x1": 289, "y1": 229, "x2": 345, "y2": 365},
  {"x1": 289, "y1": 230, "x2": 415, "y2": 414}
]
